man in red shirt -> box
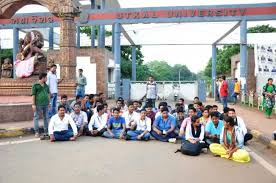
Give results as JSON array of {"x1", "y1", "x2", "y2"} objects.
[{"x1": 219, "y1": 75, "x2": 228, "y2": 108}]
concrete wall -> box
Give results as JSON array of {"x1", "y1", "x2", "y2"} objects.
[
  {"x1": 0, "y1": 103, "x2": 33, "y2": 122},
  {"x1": 130, "y1": 81, "x2": 197, "y2": 101},
  {"x1": 231, "y1": 48, "x2": 256, "y2": 92}
]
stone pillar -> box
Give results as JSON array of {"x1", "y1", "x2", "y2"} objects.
[
  {"x1": 59, "y1": 15, "x2": 76, "y2": 80},
  {"x1": 76, "y1": 25, "x2": 81, "y2": 49}
]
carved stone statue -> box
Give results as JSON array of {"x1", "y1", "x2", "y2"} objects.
[
  {"x1": 1, "y1": 58, "x2": 13, "y2": 78},
  {"x1": 47, "y1": 57, "x2": 55, "y2": 70},
  {"x1": 15, "y1": 30, "x2": 47, "y2": 78}
]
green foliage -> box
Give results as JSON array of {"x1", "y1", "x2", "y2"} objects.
[
  {"x1": 146, "y1": 60, "x2": 173, "y2": 81},
  {"x1": 121, "y1": 46, "x2": 144, "y2": 65},
  {"x1": 0, "y1": 49, "x2": 13, "y2": 64},
  {"x1": 146, "y1": 61, "x2": 196, "y2": 81},
  {"x1": 204, "y1": 45, "x2": 240, "y2": 79},
  {"x1": 136, "y1": 64, "x2": 151, "y2": 81},
  {"x1": 80, "y1": 26, "x2": 112, "y2": 38},
  {"x1": 203, "y1": 25, "x2": 276, "y2": 79},
  {"x1": 120, "y1": 46, "x2": 145, "y2": 80},
  {"x1": 247, "y1": 25, "x2": 276, "y2": 33},
  {"x1": 172, "y1": 64, "x2": 196, "y2": 81}
]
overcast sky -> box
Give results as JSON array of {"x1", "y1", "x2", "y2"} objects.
[
  {"x1": 13, "y1": 0, "x2": 276, "y2": 73},
  {"x1": 117, "y1": 0, "x2": 276, "y2": 73}
]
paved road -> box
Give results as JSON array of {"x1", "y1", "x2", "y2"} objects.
[{"x1": 0, "y1": 136, "x2": 276, "y2": 183}]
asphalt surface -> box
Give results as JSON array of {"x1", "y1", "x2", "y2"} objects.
[{"x1": 0, "y1": 136, "x2": 276, "y2": 183}]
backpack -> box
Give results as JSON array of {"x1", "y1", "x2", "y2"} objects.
[
  {"x1": 175, "y1": 140, "x2": 202, "y2": 156},
  {"x1": 263, "y1": 84, "x2": 276, "y2": 97}
]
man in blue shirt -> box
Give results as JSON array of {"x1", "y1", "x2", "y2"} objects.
[
  {"x1": 205, "y1": 111, "x2": 224, "y2": 146},
  {"x1": 151, "y1": 106, "x2": 178, "y2": 142},
  {"x1": 103, "y1": 108, "x2": 126, "y2": 139}
]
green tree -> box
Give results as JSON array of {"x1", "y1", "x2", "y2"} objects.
[
  {"x1": 136, "y1": 64, "x2": 151, "y2": 81},
  {"x1": 203, "y1": 25, "x2": 276, "y2": 79},
  {"x1": 0, "y1": 49, "x2": 13, "y2": 64},
  {"x1": 146, "y1": 60, "x2": 173, "y2": 81},
  {"x1": 171, "y1": 64, "x2": 196, "y2": 81},
  {"x1": 247, "y1": 25, "x2": 276, "y2": 33}
]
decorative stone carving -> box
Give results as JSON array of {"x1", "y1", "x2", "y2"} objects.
[
  {"x1": 15, "y1": 30, "x2": 47, "y2": 78},
  {"x1": 47, "y1": 57, "x2": 55, "y2": 70},
  {"x1": 1, "y1": 58, "x2": 13, "y2": 78},
  {"x1": 52, "y1": 0, "x2": 80, "y2": 17}
]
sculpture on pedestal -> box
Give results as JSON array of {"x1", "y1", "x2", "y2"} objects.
[
  {"x1": 1, "y1": 58, "x2": 13, "y2": 78},
  {"x1": 15, "y1": 30, "x2": 47, "y2": 78}
]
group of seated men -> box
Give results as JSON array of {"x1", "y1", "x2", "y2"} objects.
[{"x1": 46, "y1": 95, "x2": 252, "y2": 149}]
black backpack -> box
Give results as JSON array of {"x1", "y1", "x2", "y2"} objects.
[{"x1": 175, "y1": 140, "x2": 202, "y2": 156}]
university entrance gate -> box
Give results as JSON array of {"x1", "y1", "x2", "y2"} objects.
[{"x1": 0, "y1": 1, "x2": 276, "y2": 98}]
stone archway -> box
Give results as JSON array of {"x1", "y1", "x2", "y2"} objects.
[
  {"x1": 0, "y1": 0, "x2": 80, "y2": 96},
  {"x1": 0, "y1": 0, "x2": 79, "y2": 18}
]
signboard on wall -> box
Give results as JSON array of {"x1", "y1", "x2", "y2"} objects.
[{"x1": 254, "y1": 44, "x2": 276, "y2": 76}]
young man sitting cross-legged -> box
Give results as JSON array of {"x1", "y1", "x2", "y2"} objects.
[
  {"x1": 70, "y1": 102, "x2": 88, "y2": 136},
  {"x1": 48, "y1": 105, "x2": 78, "y2": 142},
  {"x1": 102, "y1": 108, "x2": 126, "y2": 139},
  {"x1": 88, "y1": 104, "x2": 108, "y2": 137},
  {"x1": 151, "y1": 106, "x2": 178, "y2": 143},
  {"x1": 126, "y1": 109, "x2": 151, "y2": 141}
]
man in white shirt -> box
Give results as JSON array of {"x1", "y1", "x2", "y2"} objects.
[
  {"x1": 228, "y1": 108, "x2": 253, "y2": 144},
  {"x1": 126, "y1": 109, "x2": 151, "y2": 141},
  {"x1": 145, "y1": 75, "x2": 157, "y2": 108},
  {"x1": 70, "y1": 102, "x2": 88, "y2": 136},
  {"x1": 88, "y1": 104, "x2": 108, "y2": 136},
  {"x1": 47, "y1": 64, "x2": 63, "y2": 118},
  {"x1": 122, "y1": 102, "x2": 140, "y2": 130},
  {"x1": 48, "y1": 105, "x2": 78, "y2": 142}
]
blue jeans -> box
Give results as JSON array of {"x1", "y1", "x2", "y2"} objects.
[
  {"x1": 231, "y1": 92, "x2": 239, "y2": 104},
  {"x1": 221, "y1": 96, "x2": 228, "y2": 108},
  {"x1": 127, "y1": 130, "x2": 151, "y2": 140},
  {"x1": 69, "y1": 124, "x2": 89, "y2": 134},
  {"x1": 103, "y1": 129, "x2": 124, "y2": 139},
  {"x1": 53, "y1": 130, "x2": 73, "y2": 141},
  {"x1": 180, "y1": 135, "x2": 186, "y2": 143},
  {"x1": 76, "y1": 87, "x2": 85, "y2": 98},
  {"x1": 33, "y1": 105, "x2": 49, "y2": 134},
  {"x1": 146, "y1": 99, "x2": 156, "y2": 108},
  {"x1": 151, "y1": 131, "x2": 178, "y2": 142},
  {"x1": 49, "y1": 93, "x2": 57, "y2": 118}
]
